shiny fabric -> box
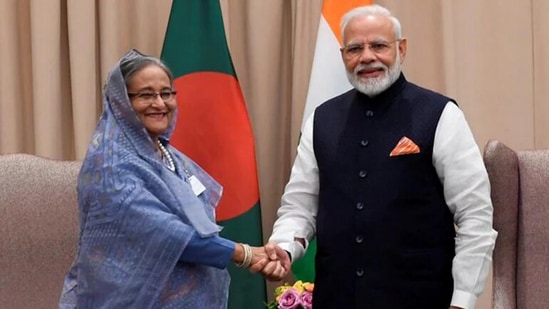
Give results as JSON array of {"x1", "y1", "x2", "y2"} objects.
[{"x1": 59, "y1": 49, "x2": 229, "y2": 308}]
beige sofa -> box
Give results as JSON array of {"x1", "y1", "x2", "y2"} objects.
[
  {"x1": 0, "y1": 154, "x2": 81, "y2": 308},
  {"x1": 484, "y1": 140, "x2": 549, "y2": 309}
]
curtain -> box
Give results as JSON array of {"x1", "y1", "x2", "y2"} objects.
[{"x1": 3, "y1": 0, "x2": 549, "y2": 307}]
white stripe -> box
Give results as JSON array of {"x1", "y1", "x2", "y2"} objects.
[{"x1": 302, "y1": 15, "x2": 352, "y2": 130}]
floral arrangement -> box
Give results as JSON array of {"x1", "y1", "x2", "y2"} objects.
[{"x1": 266, "y1": 280, "x2": 314, "y2": 309}]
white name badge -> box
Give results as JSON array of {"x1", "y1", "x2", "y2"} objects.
[{"x1": 189, "y1": 175, "x2": 206, "y2": 196}]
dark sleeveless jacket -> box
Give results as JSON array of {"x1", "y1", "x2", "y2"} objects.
[{"x1": 312, "y1": 74, "x2": 456, "y2": 308}]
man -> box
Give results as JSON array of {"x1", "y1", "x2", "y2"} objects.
[{"x1": 265, "y1": 4, "x2": 497, "y2": 309}]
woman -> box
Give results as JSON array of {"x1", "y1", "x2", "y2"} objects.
[{"x1": 59, "y1": 50, "x2": 284, "y2": 308}]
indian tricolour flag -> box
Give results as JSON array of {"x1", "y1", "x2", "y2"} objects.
[{"x1": 291, "y1": 0, "x2": 373, "y2": 283}]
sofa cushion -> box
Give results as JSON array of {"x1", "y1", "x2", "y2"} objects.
[{"x1": 0, "y1": 154, "x2": 81, "y2": 308}]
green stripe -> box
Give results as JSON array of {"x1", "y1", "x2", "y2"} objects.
[
  {"x1": 161, "y1": 0, "x2": 235, "y2": 77},
  {"x1": 218, "y1": 202, "x2": 266, "y2": 309}
]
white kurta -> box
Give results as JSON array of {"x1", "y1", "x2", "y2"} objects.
[{"x1": 270, "y1": 102, "x2": 497, "y2": 309}]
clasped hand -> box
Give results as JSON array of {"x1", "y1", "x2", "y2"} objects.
[{"x1": 241, "y1": 242, "x2": 291, "y2": 281}]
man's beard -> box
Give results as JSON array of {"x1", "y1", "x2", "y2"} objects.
[{"x1": 346, "y1": 52, "x2": 401, "y2": 97}]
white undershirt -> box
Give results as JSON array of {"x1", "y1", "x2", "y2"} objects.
[{"x1": 269, "y1": 102, "x2": 497, "y2": 309}]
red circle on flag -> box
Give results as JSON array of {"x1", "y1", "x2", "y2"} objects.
[{"x1": 171, "y1": 72, "x2": 259, "y2": 221}]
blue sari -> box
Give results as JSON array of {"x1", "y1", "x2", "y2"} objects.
[{"x1": 60, "y1": 50, "x2": 230, "y2": 308}]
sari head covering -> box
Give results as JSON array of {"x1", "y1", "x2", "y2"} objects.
[{"x1": 59, "y1": 49, "x2": 229, "y2": 308}]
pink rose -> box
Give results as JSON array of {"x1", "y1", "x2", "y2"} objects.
[
  {"x1": 278, "y1": 289, "x2": 302, "y2": 309},
  {"x1": 300, "y1": 291, "x2": 313, "y2": 309}
]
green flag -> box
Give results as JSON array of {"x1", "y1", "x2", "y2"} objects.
[{"x1": 161, "y1": 1, "x2": 266, "y2": 308}]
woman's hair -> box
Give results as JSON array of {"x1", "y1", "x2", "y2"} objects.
[
  {"x1": 340, "y1": 4, "x2": 402, "y2": 41},
  {"x1": 119, "y1": 54, "x2": 174, "y2": 88}
]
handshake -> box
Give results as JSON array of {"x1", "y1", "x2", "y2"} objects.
[{"x1": 232, "y1": 241, "x2": 292, "y2": 281}]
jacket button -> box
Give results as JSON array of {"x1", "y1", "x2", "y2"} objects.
[
  {"x1": 365, "y1": 110, "x2": 374, "y2": 117},
  {"x1": 356, "y1": 202, "x2": 364, "y2": 210},
  {"x1": 360, "y1": 139, "x2": 369, "y2": 147},
  {"x1": 358, "y1": 170, "x2": 367, "y2": 178},
  {"x1": 356, "y1": 268, "x2": 364, "y2": 277},
  {"x1": 355, "y1": 235, "x2": 364, "y2": 243}
]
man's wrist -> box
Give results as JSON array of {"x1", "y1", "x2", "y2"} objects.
[
  {"x1": 285, "y1": 250, "x2": 292, "y2": 262},
  {"x1": 294, "y1": 237, "x2": 306, "y2": 248}
]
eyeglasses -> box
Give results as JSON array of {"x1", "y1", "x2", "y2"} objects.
[
  {"x1": 340, "y1": 39, "x2": 401, "y2": 59},
  {"x1": 128, "y1": 90, "x2": 177, "y2": 102}
]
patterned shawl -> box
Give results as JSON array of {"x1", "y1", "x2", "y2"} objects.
[{"x1": 59, "y1": 50, "x2": 230, "y2": 308}]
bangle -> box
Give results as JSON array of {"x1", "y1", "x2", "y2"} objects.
[{"x1": 235, "y1": 243, "x2": 253, "y2": 268}]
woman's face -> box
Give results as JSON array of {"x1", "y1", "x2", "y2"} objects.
[{"x1": 127, "y1": 64, "x2": 176, "y2": 141}]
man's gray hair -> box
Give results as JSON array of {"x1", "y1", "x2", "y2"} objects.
[{"x1": 340, "y1": 4, "x2": 402, "y2": 42}]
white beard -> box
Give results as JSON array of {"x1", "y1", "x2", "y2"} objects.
[{"x1": 346, "y1": 52, "x2": 402, "y2": 97}]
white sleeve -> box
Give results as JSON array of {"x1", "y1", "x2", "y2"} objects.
[
  {"x1": 269, "y1": 112, "x2": 319, "y2": 261},
  {"x1": 432, "y1": 102, "x2": 498, "y2": 309}
]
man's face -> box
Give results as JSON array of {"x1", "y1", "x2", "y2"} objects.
[{"x1": 340, "y1": 15, "x2": 407, "y2": 96}]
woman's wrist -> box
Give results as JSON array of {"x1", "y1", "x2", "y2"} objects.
[
  {"x1": 232, "y1": 243, "x2": 253, "y2": 268},
  {"x1": 232, "y1": 243, "x2": 244, "y2": 263}
]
